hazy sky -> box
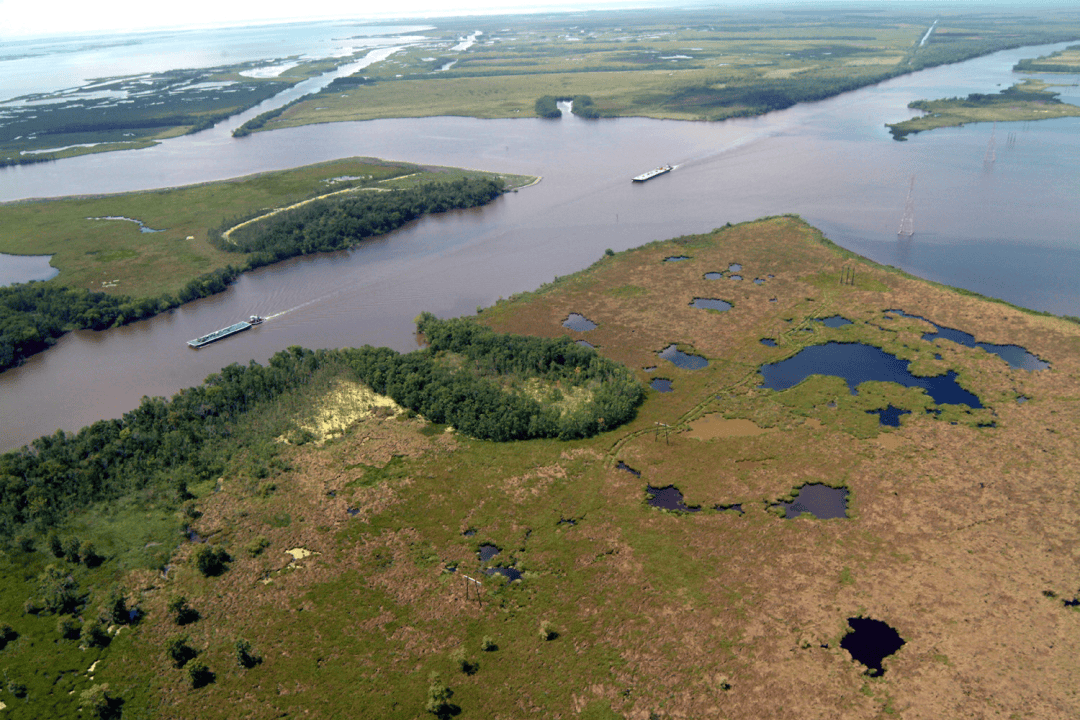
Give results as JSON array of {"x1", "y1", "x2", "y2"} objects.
[{"x1": 2, "y1": 0, "x2": 676, "y2": 38}]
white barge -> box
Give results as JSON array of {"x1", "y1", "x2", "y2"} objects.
[
  {"x1": 187, "y1": 315, "x2": 263, "y2": 348},
  {"x1": 632, "y1": 165, "x2": 673, "y2": 183}
]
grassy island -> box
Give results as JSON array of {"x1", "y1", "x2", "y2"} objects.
[
  {"x1": 3, "y1": 216, "x2": 1080, "y2": 719},
  {"x1": 886, "y1": 78, "x2": 1080, "y2": 140}
]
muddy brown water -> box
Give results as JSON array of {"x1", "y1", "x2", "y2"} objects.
[{"x1": 2, "y1": 43, "x2": 1079, "y2": 450}]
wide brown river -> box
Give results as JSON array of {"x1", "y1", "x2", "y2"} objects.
[{"x1": 2, "y1": 43, "x2": 1078, "y2": 451}]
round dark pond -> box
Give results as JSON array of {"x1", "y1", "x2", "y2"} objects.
[
  {"x1": 478, "y1": 544, "x2": 501, "y2": 562},
  {"x1": 758, "y1": 342, "x2": 983, "y2": 409},
  {"x1": 690, "y1": 297, "x2": 732, "y2": 311},
  {"x1": 773, "y1": 483, "x2": 848, "y2": 519},
  {"x1": 563, "y1": 313, "x2": 598, "y2": 332},
  {"x1": 886, "y1": 309, "x2": 1049, "y2": 371},
  {"x1": 840, "y1": 617, "x2": 905, "y2": 676},
  {"x1": 728, "y1": 263, "x2": 742, "y2": 272},
  {"x1": 646, "y1": 485, "x2": 701, "y2": 512},
  {"x1": 658, "y1": 344, "x2": 708, "y2": 369},
  {"x1": 651, "y1": 378, "x2": 673, "y2": 392},
  {"x1": 867, "y1": 405, "x2": 911, "y2": 427}
]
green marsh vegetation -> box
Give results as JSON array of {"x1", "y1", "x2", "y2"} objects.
[
  {"x1": 886, "y1": 78, "x2": 1080, "y2": 140},
  {"x1": 0, "y1": 160, "x2": 534, "y2": 372},
  {"x1": 4, "y1": 216, "x2": 1078, "y2": 717},
  {"x1": 259, "y1": 8, "x2": 1080, "y2": 128}
]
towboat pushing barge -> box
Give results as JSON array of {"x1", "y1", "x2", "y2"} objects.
[
  {"x1": 187, "y1": 315, "x2": 263, "y2": 348},
  {"x1": 632, "y1": 165, "x2": 673, "y2": 183}
]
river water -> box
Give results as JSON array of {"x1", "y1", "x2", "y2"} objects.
[{"x1": 1, "y1": 42, "x2": 1078, "y2": 451}]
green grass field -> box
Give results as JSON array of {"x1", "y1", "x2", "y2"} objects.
[{"x1": 0, "y1": 159, "x2": 533, "y2": 299}]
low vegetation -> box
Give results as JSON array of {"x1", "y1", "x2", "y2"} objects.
[
  {"x1": 3, "y1": 216, "x2": 1079, "y2": 718},
  {"x1": 886, "y1": 78, "x2": 1080, "y2": 139}
]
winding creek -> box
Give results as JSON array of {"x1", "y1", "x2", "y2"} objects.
[{"x1": 2, "y1": 43, "x2": 1079, "y2": 450}]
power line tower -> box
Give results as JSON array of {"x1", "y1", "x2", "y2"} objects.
[{"x1": 898, "y1": 175, "x2": 915, "y2": 238}]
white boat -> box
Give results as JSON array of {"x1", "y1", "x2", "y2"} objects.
[{"x1": 632, "y1": 165, "x2": 673, "y2": 182}]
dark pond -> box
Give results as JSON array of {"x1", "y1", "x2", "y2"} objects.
[
  {"x1": 816, "y1": 315, "x2": 853, "y2": 328},
  {"x1": 840, "y1": 617, "x2": 906, "y2": 676},
  {"x1": 1016, "y1": 395, "x2": 1029, "y2": 404},
  {"x1": 576, "y1": 340, "x2": 595, "y2": 348},
  {"x1": 728, "y1": 264, "x2": 742, "y2": 272},
  {"x1": 485, "y1": 566, "x2": 523, "y2": 581},
  {"x1": 664, "y1": 256, "x2": 691, "y2": 263},
  {"x1": 730, "y1": 275, "x2": 742, "y2": 281},
  {"x1": 478, "y1": 544, "x2": 501, "y2": 562},
  {"x1": 758, "y1": 342, "x2": 983, "y2": 409},
  {"x1": 753, "y1": 278, "x2": 765, "y2": 285},
  {"x1": 186, "y1": 529, "x2": 205, "y2": 543},
  {"x1": 651, "y1": 378, "x2": 673, "y2": 393},
  {"x1": 646, "y1": 485, "x2": 701, "y2": 512},
  {"x1": 690, "y1": 297, "x2": 732, "y2": 311},
  {"x1": 704, "y1": 272, "x2": 724, "y2": 280},
  {"x1": 867, "y1": 405, "x2": 911, "y2": 427},
  {"x1": 715, "y1": 503, "x2": 744, "y2": 515},
  {"x1": 346, "y1": 507, "x2": 360, "y2": 517},
  {"x1": 643, "y1": 366, "x2": 657, "y2": 372},
  {"x1": 562, "y1": 313, "x2": 597, "y2": 332},
  {"x1": 887, "y1": 309, "x2": 1049, "y2": 371},
  {"x1": 617, "y1": 461, "x2": 641, "y2": 477},
  {"x1": 773, "y1": 483, "x2": 849, "y2": 519},
  {"x1": 760, "y1": 338, "x2": 777, "y2": 347},
  {"x1": 658, "y1": 344, "x2": 708, "y2": 369},
  {"x1": 558, "y1": 517, "x2": 577, "y2": 526},
  {"x1": 462, "y1": 528, "x2": 477, "y2": 537}
]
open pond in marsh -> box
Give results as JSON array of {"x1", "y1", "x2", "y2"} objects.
[
  {"x1": 478, "y1": 544, "x2": 500, "y2": 562},
  {"x1": 759, "y1": 342, "x2": 983, "y2": 409},
  {"x1": 646, "y1": 485, "x2": 700, "y2": 512},
  {"x1": 650, "y1": 378, "x2": 673, "y2": 392},
  {"x1": 816, "y1": 315, "x2": 853, "y2": 328},
  {"x1": 773, "y1": 483, "x2": 849, "y2": 519},
  {"x1": 690, "y1": 298, "x2": 732, "y2": 311},
  {"x1": 868, "y1": 405, "x2": 911, "y2": 427},
  {"x1": 562, "y1": 313, "x2": 597, "y2": 332},
  {"x1": 3, "y1": 42, "x2": 1079, "y2": 451},
  {"x1": 841, "y1": 617, "x2": 905, "y2": 676},
  {"x1": 658, "y1": 344, "x2": 708, "y2": 370},
  {"x1": 886, "y1": 310, "x2": 1049, "y2": 371},
  {"x1": 0, "y1": 253, "x2": 59, "y2": 286}
]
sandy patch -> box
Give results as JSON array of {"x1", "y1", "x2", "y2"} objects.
[
  {"x1": 87, "y1": 660, "x2": 100, "y2": 674},
  {"x1": 870, "y1": 433, "x2": 905, "y2": 450},
  {"x1": 687, "y1": 415, "x2": 774, "y2": 440},
  {"x1": 286, "y1": 547, "x2": 316, "y2": 561},
  {"x1": 298, "y1": 380, "x2": 403, "y2": 444}
]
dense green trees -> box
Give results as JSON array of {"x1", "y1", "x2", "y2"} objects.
[
  {"x1": 535, "y1": 96, "x2": 561, "y2": 118},
  {"x1": 342, "y1": 314, "x2": 644, "y2": 441}
]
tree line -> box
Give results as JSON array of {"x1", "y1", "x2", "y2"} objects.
[{"x1": 1, "y1": 177, "x2": 507, "y2": 373}]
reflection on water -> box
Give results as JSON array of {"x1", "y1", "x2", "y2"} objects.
[{"x1": 0, "y1": 253, "x2": 58, "y2": 286}]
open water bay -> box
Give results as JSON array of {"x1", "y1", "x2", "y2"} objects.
[{"x1": 1, "y1": 42, "x2": 1078, "y2": 450}]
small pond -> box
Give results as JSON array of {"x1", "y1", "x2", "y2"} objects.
[
  {"x1": 760, "y1": 338, "x2": 777, "y2": 347},
  {"x1": 576, "y1": 340, "x2": 595, "y2": 348},
  {"x1": 704, "y1": 272, "x2": 724, "y2": 280},
  {"x1": 1, "y1": 253, "x2": 59, "y2": 286},
  {"x1": 753, "y1": 278, "x2": 766, "y2": 285},
  {"x1": 650, "y1": 378, "x2": 673, "y2": 393},
  {"x1": 816, "y1": 315, "x2": 853, "y2": 328},
  {"x1": 867, "y1": 405, "x2": 910, "y2": 427},
  {"x1": 646, "y1": 485, "x2": 701, "y2": 512},
  {"x1": 563, "y1": 313, "x2": 597, "y2": 332},
  {"x1": 478, "y1": 544, "x2": 501, "y2": 562},
  {"x1": 617, "y1": 461, "x2": 641, "y2": 477},
  {"x1": 758, "y1": 342, "x2": 983, "y2": 409},
  {"x1": 773, "y1": 483, "x2": 848, "y2": 519},
  {"x1": 728, "y1": 263, "x2": 742, "y2": 272},
  {"x1": 485, "y1": 567, "x2": 523, "y2": 581},
  {"x1": 664, "y1": 255, "x2": 691, "y2": 263},
  {"x1": 462, "y1": 528, "x2": 477, "y2": 537},
  {"x1": 730, "y1": 275, "x2": 742, "y2": 281},
  {"x1": 887, "y1": 309, "x2": 1049, "y2": 371},
  {"x1": 658, "y1": 344, "x2": 708, "y2": 370},
  {"x1": 840, "y1": 617, "x2": 905, "y2": 676},
  {"x1": 690, "y1": 297, "x2": 732, "y2": 311}
]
